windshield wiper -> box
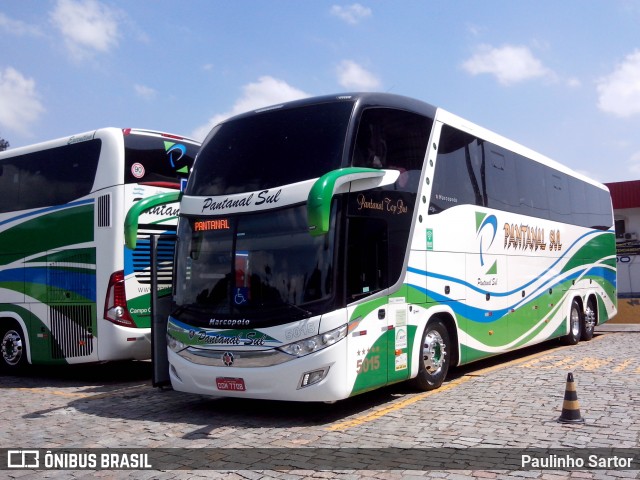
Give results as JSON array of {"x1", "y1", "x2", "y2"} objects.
[
  {"x1": 281, "y1": 302, "x2": 313, "y2": 318},
  {"x1": 171, "y1": 303, "x2": 218, "y2": 318},
  {"x1": 350, "y1": 288, "x2": 384, "y2": 301},
  {"x1": 249, "y1": 301, "x2": 313, "y2": 318}
]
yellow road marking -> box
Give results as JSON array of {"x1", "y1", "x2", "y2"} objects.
[
  {"x1": 470, "y1": 348, "x2": 560, "y2": 375},
  {"x1": 328, "y1": 333, "x2": 628, "y2": 432},
  {"x1": 328, "y1": 348, "x2": 558, "y2": 432},
  {"x1": 613, "y1": 358, "x2": 634, "y2": 373},
  {"x1": 328, "y1": 375, "x2": 473, "y2": 431}
]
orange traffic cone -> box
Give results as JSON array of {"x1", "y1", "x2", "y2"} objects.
[{"x1": 557, "y1": 372, "x2": 584, "y2": 423}]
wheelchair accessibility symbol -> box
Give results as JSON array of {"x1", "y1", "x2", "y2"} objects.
[{"x1": 234, "y1": 287, "x2": 249, "y2": 305}]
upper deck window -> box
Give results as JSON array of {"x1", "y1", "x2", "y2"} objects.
[
  {"x1": 187, "y1": 101, "x2": 354, "y2": 196},
  {"x1": 124, "y1": 134, "x2": 198, "y2": 186}
]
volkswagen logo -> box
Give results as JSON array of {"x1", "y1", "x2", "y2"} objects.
[{"x1": 222, "y1": 351, "x2": 235, "y2": 366}]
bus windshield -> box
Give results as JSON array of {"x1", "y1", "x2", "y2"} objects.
[
  {"x1": 187, "y1": 101, "x2": 354, "y2": 196},
  {"x1": 174, "y1": 204, "x2": 337, "y2": 327},
  {"x1": 124, "y1": 132, "x2": 198, "y2": 187}
]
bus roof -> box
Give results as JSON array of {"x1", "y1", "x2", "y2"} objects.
[
  {"x1": 217, "y1": 92, "x2": 606, "y2": 193},
  {"x1": 0, "y1": 127, "x2": 200, "y2": 158},
  {"x1": 220, "y1": 92, "x2": 438, "y2": 124}
]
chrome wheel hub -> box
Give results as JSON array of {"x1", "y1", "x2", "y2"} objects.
[
  {"x1": 1, "y1": 330, "x2": 23, "y2": 366},
  {"x1": 570, "y1": 307, "x2": 581, "y2": 337},
  {"x1": 422, "y1": 330, "x2": 446, "y2": 374},
  {"x1": 585, "y1": 305, "x2": 596, "y2": 331}
]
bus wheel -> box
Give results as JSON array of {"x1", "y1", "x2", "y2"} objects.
[
  {"x1": 582, "y1": 298, "x2": 596, "y2": 341},
  {"x1": 1, "y1": 323, "x2": 26, "y2": 371},
  {"x1": 562, "y1": 299, "x2": 582, "y2": 345},
  {"x1": 412, "y1": 319, "x2": 450, "y2": 391}
]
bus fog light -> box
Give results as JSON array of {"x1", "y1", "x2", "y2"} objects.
[
  {"x1": 299, "y1": 367, "x2": 330, "y2": 388},
  {"x1": 170, "y1": 363, "x2": 183, "y2": 382}
]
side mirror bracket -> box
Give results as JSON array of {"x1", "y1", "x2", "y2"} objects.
[
  {"x1": 307, "y1": 167, "x2": 399, "y2": 236},
  {"x1": 124, "y1": 191, "x2": 182, "y2": 249}
]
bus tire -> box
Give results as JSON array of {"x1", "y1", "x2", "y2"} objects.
[
  {"x1": 412, "y1": 319, "x2": 450, "y2": 391},
  {"x1": 0, "y1": 321, "x2": 27, "y2": 372},
  {"x1": 561, "y1": 299, "x2": 582, "y2": 345},
  {"x1": 582, "y1": 297, "x2": 596, "y2": 341}
]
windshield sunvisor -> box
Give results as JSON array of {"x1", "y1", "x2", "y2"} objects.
[{"x1": 180, "y1": 179, "x2": 317, "y2": 216}]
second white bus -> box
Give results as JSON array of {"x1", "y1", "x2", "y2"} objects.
[{"x1": 0, "y1": 128, "x2": 200, "y2": 370}]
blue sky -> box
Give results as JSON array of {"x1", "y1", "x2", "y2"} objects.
[{"x1": 1, "y1": 1, "x2": 640, "y2": 183}]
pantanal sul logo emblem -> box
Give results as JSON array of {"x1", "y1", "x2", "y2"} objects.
[
  {"x1": 164, "y1": 141, "x2": 189, "y2": 175},
  {"x1": 476, "y1": 212, "x2": 498, "y2": 275}
]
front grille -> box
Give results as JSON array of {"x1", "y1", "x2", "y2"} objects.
[{"x1": 49, "y1": 305, "x2": 94, "y2": 359}]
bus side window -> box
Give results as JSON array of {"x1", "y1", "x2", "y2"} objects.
[
  {"x1": 0, "y1": 162, "x2": 20, "y2": 213},
  {"x1": 430, "y1": 125, "x2": 484, "y2": 213},
  {"x1": 516, "y1": 153, "x2": 549, "y2": 219},
  {"x1": 352, "y1": 108, "x2": 430, "y2": 194},
  {"x1": 1, "y1": 140, "x2": 101, "y2": 213},
  {"x1": 353, "y1": 112, "x2": 387, "y2": 169},
  {"x1": 548, "y1": 170, "x2": 570, "y2": 222},
  {"x1": 484, "y1": 145, "x2": 519, "y2": 212}
]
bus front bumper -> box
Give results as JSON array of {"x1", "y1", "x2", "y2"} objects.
[{"x1": 167, "y1": 340, "x2": 350, "y2": 402}]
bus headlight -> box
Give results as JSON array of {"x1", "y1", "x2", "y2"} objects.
[
  {"x1": 279, "y1": 324, "x2": 347, "y2": 357},
  {"x1": 167, "y1": 332, "x2": 187, "y2": 353}
]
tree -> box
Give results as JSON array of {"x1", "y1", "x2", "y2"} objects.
[{"x1": 0, "y1": 135, "x2": 8, "y2": 152}]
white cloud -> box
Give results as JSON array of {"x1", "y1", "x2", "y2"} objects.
[
  {"x1": 597, "y1": 50, "x2": 640, "y2": 117},
  {"x1": 0, "y1": 12, "x2": 43, "y2": 36},
  {"x1": 191, "y1": 76, "x2": 310, "y2": 141},
  {"x1": 466, "y1": 24, "x2": 485, "y2": 37},
  {"x1": 330, "y1": 4, "x2": 372, "y2": 25},
  {"x1": 50, "y1": 0, "x2": 121, "y2": 60},
  {"x1": 336, "y1": 60, "x2": 381, "y2": 90},
  {"x1": 462, "y1": 44, "x2": 553, "y2": 86},
  {"x1": 134, "y1": 84, "x2": 157, "y2": 100},
  {"x1": 566, "y1": 77, "x2": 581, "y2": 88},
  {"x1": 0, "y1": 67, "x2": 45, "y2": 135}
]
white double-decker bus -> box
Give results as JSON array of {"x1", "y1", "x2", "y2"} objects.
[
  {"x1": 0, "y1": 128, "x2": 200, "y2": 370},
  {"x1": 162, "y1": 93, "x2": 616, "y2": 401}
]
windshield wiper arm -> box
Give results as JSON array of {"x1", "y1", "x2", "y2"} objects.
[
  {"x1": 282, "y1": 302, "x2": 313, "y2": 318},
  {"x1": 253, "y1": 301, "x2": 313, "y2": 318}
]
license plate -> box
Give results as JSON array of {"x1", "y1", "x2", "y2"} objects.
[{"x1": 216, "y1": 377, "x2": 246, "y2": 391}]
